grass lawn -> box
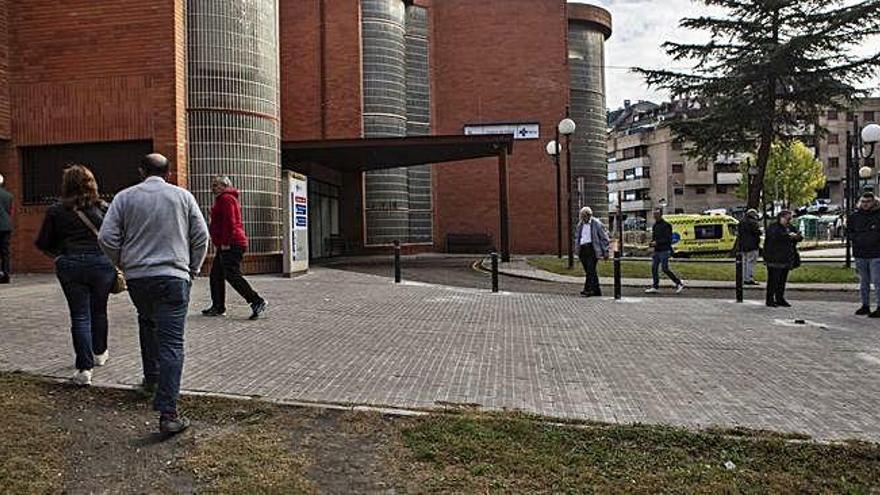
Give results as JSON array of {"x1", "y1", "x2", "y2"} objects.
[
  {"x1": 4, "y1": 372, "x2": 880, "y2": 493},
  {"x1": 529, "y1": 257, "x2": 859, "y2": 284}
]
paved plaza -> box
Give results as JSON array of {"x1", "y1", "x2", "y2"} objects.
[{"x1": 1, "y1": 267, "x2": 878, "y2": 442}]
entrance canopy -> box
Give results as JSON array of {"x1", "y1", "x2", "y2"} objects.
[
  {"x1": 281, "y1": 134, "x2": 515, "y2": 260},
  {"x1": 281, "y1": 134, "x2": 513, "y2": 173}
]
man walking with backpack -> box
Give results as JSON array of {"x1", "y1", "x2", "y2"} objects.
[
  {"x1": 99, "y1": 154, "x2": 209, "y2": 434},
  {"x1": 201, "y1": 176, "x2": 267, "y2": 320}
]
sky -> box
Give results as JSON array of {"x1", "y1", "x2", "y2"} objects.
[{"x1": 571, "y1": 0, "x2": 880, "y2": 111}]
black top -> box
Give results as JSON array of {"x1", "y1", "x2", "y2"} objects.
[
  {"x1": 652, "y1": 219, "x2": 674, "y2": 252},
  {"x1": 763, "y1": 222, "x2": 802, "y2": 269},
  {"x1": 738, "y1": 216, "x2": 762, "y2": 252},
  {"x1": 35, "y1": 202, "x2": 108, "y2": 257},
  {"x1": 0, "y1": 187, "x2": 12, "y2": 232},
  {"x1": 849, "y1": 207, "x2": 880, "y2": 259}
]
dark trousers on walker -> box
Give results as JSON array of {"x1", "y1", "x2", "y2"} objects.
[
  {"x1": 210, "y1": 245, "x2": 261, "y2": 311},
  {"x1": 766, "y1": 267, "x2": 789, "y2": 304},
  {"x1": 0, "y1": 231, "x2": 10, "y2": 282},
  {"x1": 579, "y1": 244, "x2": 601, "y2": 296}
]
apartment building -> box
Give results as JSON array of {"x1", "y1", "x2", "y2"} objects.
[{"x1": 816, "y1": 98, "x2": 880, "y2": 204}]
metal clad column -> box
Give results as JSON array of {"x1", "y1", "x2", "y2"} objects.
[
  {"x1": 569, "y1": 20, "x2": 609, "y2": 221},
  {"x1": 405, "y1": 4, "x2": 432, "y2": 244},
  {"x1": 363, "y1": 0, "x2": 409, "y2": 245},
  {"x1": 187, "y1": 0, "x2": 282, "y2": 261}
]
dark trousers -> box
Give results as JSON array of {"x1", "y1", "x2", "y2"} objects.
[
  {"x1": 579, "y1": 244, "x2": 601, "y2": 295},
  {"x1": 651, "y1": 250, "x2": 682, "y2": 288},
  {"x1": 766, "y1": 267, "x2": 790, "y2": 304},
  {"x1": 0, "y1": 230, "x2": 10, "y2": 282},
  {"x1": 55, "y1": 252, "x2": 116, "y2": 371},
  {"x1": 209, "y1": 245, "x2": 261, "y2": 310},
  {"x1": 128, "y1": 276, "x2": 191, "y2": 414}
]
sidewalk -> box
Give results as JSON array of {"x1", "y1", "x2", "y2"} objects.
[
  {"x1": 486, "y1": 257, "x2": 859, "y2": 292},
  {"x1": 1, "y1": 267, "x2": 878, "y2": 442}
]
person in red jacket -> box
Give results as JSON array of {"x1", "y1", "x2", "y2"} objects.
[{"x1": 202, "y1": 176, "x2": 267, "y2": 319}]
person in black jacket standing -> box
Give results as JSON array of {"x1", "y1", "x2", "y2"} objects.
[
  {"x1": 849, "y1": 192, "x2": 880, "y2": 317},
  {"x1": 763, "y1": 210, "x2": 803, "y2": 308},
  {"x1": 738, "y1": 209, "x2": 762, "y2": 285},
  {"x1": 645, "y1": 209, "x2": 684, "y2": 294}
]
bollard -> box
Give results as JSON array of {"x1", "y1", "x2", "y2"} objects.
[
  {"x1": 491, "y1": 252, "x2": 499, "y2": 293},
  {"x1": 613, "y1": 250, "x2": 622, "y2": 300},
  {"x1": 735, "y1": 250, "x2": 743, "y2": 303},
  {"x1": 394, "y1": 240, "x2": 401, "y2": 283}
]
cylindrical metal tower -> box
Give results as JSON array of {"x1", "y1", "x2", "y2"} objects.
[
  {"x1": 568, "y1": 5, "x2": 612, "y2": 222},
  {"x1": 405, "y1": 4, "x2": 433, "y2": 244},
  {"x1": 362, "y1": 0, "x2": 410, "y2": 245},
  {"x1": 187, "y1": 0, "x2": 282, "y2": 260}
]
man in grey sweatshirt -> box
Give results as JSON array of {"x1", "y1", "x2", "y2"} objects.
[{"x1": 99, "y1": 153, "x2": 208, "y2": 435}]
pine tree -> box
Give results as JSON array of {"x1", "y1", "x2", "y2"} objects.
[{"x1": 637, "y1": 0, "x2": 880, "y2": 209}]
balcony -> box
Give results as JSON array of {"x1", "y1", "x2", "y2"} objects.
[
  {"x1": 608, "y1": 156, "x2": 652, "y2": 173},
  {"x1": 620, "y1": 199, "x2": 652, "y2": 212},
  {"x1": 608, "y1": 178, "x2": 651, "y2": 193}
]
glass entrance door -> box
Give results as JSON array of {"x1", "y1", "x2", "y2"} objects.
[{"x1": 308, "y1": 180, "x2": 340, "y2": 259}]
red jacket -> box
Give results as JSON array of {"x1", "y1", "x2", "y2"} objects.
[{"x1": 209, "y1": 189, "x2": 248, "y2": 248}]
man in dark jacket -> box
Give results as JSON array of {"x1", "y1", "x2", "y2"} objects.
[
  {"x1": 645, "y1": 209, "x2": 684, "y2": 294},
  {"x1": 849, "y1": 192, "x2": 880, "y2": 317},
  {"x1": 738, "y1": 209, "x2": 762, "y2": 285},
  {"x1": 202, "y1": 176, "x2": 267, "y2": 320},
  {"x1": 763, "y1": 210, "x2": 803, "y2": 308},
  {"x1": 0, "y1": 173, "x2": 13, "y2": 284}
]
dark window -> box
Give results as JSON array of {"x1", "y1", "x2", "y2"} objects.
[
  {"x1": 829, "y1": 157, "x2": 839, "y2": 168},
  {"x1": 864, "y1": 111, "x2": 875, "y2": 122},
  {"x1": 866, "y1": 157, "x2": 876, "y2": 167},
  {"x1": 694, "y1": 224, "x2": 723, "y2": 240},
  {"x1": 828, "y1": 134, "x2": 839, "y2": 145},
  {"x1": 697, "y1": 162, "x2": 709, "y2": 172},
  {"x1": 847, "y1": 112, "x2": 855, "y2": 122},
  {"x1": 696, "y1": 187, "x2": 707, "y2": 195},
  {"x1": 827, "y1": 110, "x2": 838, "y2": 120},
  {"x1": 716, "y1": 185, "x2": 728, "y2": 194},
  {"x1": 21, "y1": 140, "x2": 152, "y2": 205},
  {"x1": 671, "y1": 141, "x2": 683, "y2": 151},
  {"x1": 674, "y1": 187, "x2": 684, "y2": 196},
  {"x1": 672, "y1": 163, "x2": 684, "y2": 174}
]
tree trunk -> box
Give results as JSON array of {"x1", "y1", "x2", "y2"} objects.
[{"x1": 749, "y1": 125, "x2": 774, "y2": 209}]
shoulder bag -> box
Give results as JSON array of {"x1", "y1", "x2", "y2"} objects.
[{"x1": 74, "y1": 208, "x2": 127, "y2": 294}]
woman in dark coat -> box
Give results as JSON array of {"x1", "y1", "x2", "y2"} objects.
[
  {"x1": 35, "y1": 165, "x2": 116, "y2": 386},
  {"x1": 763, "y1": 210, "x2": 803, "y2": 307}
]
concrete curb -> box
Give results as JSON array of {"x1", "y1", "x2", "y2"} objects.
[{"x1": 483, "y1": 258, "x2": 859, "y2": 293}]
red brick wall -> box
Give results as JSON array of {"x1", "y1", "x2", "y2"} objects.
[
  {"x1": 1, "y1": 0, "x2": 186, "y2": 272},
  {"x1": 0, "y1": 0, "x2": 9, "y2": 140},
  {"x1": 280, "y1": 0, "x2": 363, "y2": 142},
  {"x1": 431, "y1": 0, "x2": 570, "y2": 254}
]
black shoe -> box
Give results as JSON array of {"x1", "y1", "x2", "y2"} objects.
[
  {"x1": 136, "y1": 379, "x2": 157, "y2": 399},
  {"x1": 249, "y1": 299, "x2": 267, "y2": 320},
  {"x1": 201, "y1": 307, "x2": 226, "y2": 317},
  {"x1": 870, "y1": 309, "x2": 880, "y2": 319},
  {"x1": 766, "y1": 301, "x2": 777, "y2": 308},
  {"x1": 159, "y1": 412, "x2": 191, "y2": 435},
  {"x1": 744, "y1": 281, "x2": 759, "y2": 286},
  {"x1": 856, "y1": 306, "x2": 871, "y2": 316},
  {"x1": 580, "y1": 290, "x2": 591, "y2": 297},
  {"x1": 776, "y1": 300, "x2": 792, "y2": 308}
]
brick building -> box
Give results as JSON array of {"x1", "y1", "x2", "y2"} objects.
[{"x1": 0, "y1": 0, "x2": 611, "y2": 273}]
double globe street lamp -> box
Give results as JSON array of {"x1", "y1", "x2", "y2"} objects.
[
  {"x1": 859, "y1": 122, "x2": 880, "y2": 190},
  {"x1": 546, "y1": 116, "x2": 577, "y2": 268},
  {"x1": 844, "y1": 120, "x2": 880, "y2": 267}
]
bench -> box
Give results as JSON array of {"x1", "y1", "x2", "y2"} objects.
[{"x1": 446, "y1": 233, "x2": 494, "y2": 254}]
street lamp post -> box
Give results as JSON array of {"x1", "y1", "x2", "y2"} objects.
[
  {"x1": 559, "y1": 115, "x2": 577, "y2": 269},
  {"x1": 845, "y1": 120, "x2": 880, "y2": 267},
  {"x1": 545, "y1": 139, "x2": 562, "y2": 259}
]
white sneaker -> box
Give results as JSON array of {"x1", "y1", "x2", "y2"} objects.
[
  {"x1": 72, "y1": 370, "x2": 92, "y2": 386},
  {"x1": 644, "y1": 287, "x2": 659, "y2": 294},
  {"x1": 94, "y1": 351, "x2": 109, "y2": 367},
  {"x1": 675, "y1": 283, "x2": 685, "y2": 294}
]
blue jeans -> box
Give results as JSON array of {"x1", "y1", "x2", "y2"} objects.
[
  {"x1": 127, "y1": 276, "x2": 192, "y2": 414},
  {"x1": 55, "y1": 251, "x2": 116, "y2": 371},
  {"x1": 856, "y1": 258, "x2": 880, "y2": 308},
  {"x1": 652, "y1": 250, "x2": 682, "y2": 289}
]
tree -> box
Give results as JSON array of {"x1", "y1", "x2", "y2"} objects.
[
  {"x1": 637, "y1": 0, "x2": 880, "y2": 209},
  {"x1": 736, "y1": 141, "x2": 826, "y2": 208}
]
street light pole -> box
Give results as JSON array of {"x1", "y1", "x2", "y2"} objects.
[
  {"x1": 555, "y1": 127, "x2": 562, "y2": 259},
  {"x1": 560, "y1": 111, "x2": 577, "y2": 270}
]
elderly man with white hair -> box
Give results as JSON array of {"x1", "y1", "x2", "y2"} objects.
[
  {"x1": 0, "y1": 173, "x2": 13, "y2": 284},
  {"x1": 573, "y1": 206, "x2": 610, "y2": 297}
]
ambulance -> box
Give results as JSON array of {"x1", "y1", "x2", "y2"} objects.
[{"x1": 664, "y1": 214, "x2": 739, "y2": 255}]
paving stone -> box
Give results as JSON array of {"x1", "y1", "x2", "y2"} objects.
[{"x1": 0, "y1": 268, "x2": 877, "y2": 441}]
